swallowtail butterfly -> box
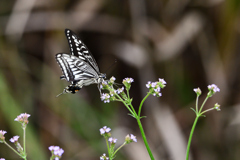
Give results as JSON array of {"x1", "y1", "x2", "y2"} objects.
[{"x1": 55, "y1": 29, "x2": 106, "y2": 97}]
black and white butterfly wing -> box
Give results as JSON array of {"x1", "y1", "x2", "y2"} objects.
[
  {"x1": 55, "y1": 29, "x2": 107, "y2": 97},
  {"x1": 65, "y1": 29, "x2": 100, "y2": 73},
  {"x1": 55, "y1": 53, "x2": 99, "y2": 84}
]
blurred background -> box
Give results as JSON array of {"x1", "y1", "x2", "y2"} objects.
[{"x1": 0, "y1": 0, "x2": 240, "y2": 159}]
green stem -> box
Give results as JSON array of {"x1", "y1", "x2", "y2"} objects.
[
  {"x1": 201, "y1": 108, "x2": 214, "y2": 115},
  {"x1": 126, "y1": 88, "x2": 130, "y2": 99},
  {"x1": 195, "y1": 95, "x2": 199, "y2": 113},
  {"x1": 115, "y1": 93, "x2": 134, "y2": 116},
  {"x1": 185, "y1": 116, "x2": 199, "y2": 160},
  {"x1": 23, "y1": 127, "x2": 26, "y2": 156},
  {"x1": 199, "y1": 96, "x2": 209, "y2": 113},
  {"x1": 138, "y1": 92, "x2": 151, "y2": 117},
  {"x1": 129, "y1": 104, "x2": 137, "y2": 116},
  {"x1": 136, "y1": 117, "x2": 155, "y2": 160},
  {"x1": 114, "y1": 88, "x2": 154, "y2": 159},
  {"x1": 106, "y1": 138, "x2": 110, "y2": 159},
  {"x1": 4, "y1": 141, "x2": 23, "y2": 157},
  {"x1": 113, "y1": 142, "x2": 126, "y2": 156}
]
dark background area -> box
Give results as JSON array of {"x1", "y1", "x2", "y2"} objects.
[{"x1": 0, "y1": 0, "x2": 240, "y2": 159}]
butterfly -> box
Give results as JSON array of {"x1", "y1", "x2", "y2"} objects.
[{"x1": 55, "y1": 29, "x2": 106, "y2": 97}]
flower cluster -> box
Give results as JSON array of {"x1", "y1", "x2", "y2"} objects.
[
  {"x1": 49, "y1": 146, "x2": 64, "y2": 160},
  {"x1": 115, "y1": 87, "x2": 124, "y2": 94},
  {"x1": 10, "y1": 136, "x2": 20, "y2": 143},
  {"x1": 125, "y1": 134, "x2": 137, "y2": 144},
  {"x1": 100, "y1": 77, "x2": 130, "y2": 103},
  {"x1": 193, "y1": 87, "x2": 201, "y2": 95},
  {"x1": 123, "y1": 77, "x2": 134, "y2": 84},
  {"x1": 100, "y1": 76, "x2": 116, "y2": 90},
  {"x1": 99, "y1": 126, "x2": 137, "y2": 159},
  {"x1": 101, "y1": 93, "x2": 111, "y2": 103},
  {"x1": 214, "y1": 103, "x2": 221, "y2": 111},
  {"x1": 193, "y1": 84, "x2": 221, "y2": 114},
  {"x1": 100, "y1": 126, "x2": 111, "y2": 135},
  {"x1": 207, "y1": 84, "x2": 220, "y2": 97},
  {"x1": 0, "y1": 130, "x2": 7, "y2": 143},
  {"x1": 10, "y1": 135, "x2": 24, "y2": 155},
  {"x1": 0, "y1": 158, "x2": 5, "y2": 160},
  {"x1": 208, "y1": 84, "x2": 220, "y2": 92},
  {"x1": 109, "y1": 76, "x2": 116, "y2": 84},
  {"x1": 123, "y1": 77, "x2": 134, "y2": 90},
  {"x1": 14, "y1": 113, "x2": 31, "y2": 128},
  {"x1": 146, "y1": 78, "x2": 166, "y2": 97},
  {"x1": 108, "y1": 137, "x2": 117, "y2": 144},
  {"x1": 100, "y1": 126, "x2": 111, "y2": 139}
]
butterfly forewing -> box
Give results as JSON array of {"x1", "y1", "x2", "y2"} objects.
[
  {"x1": 65, "y1": 29, "x2": 99, "y2": 72},
  {"x1": 56, "y1": 53, "x2": 99, "y2": 83}
]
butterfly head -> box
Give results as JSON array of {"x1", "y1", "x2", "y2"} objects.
[{"x1": 100, "y1": 73, "x2": 107, "y2": 79}]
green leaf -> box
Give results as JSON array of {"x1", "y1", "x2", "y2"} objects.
[{"x1": 190, "y1": 107, "x2": 197, "y2": 114}]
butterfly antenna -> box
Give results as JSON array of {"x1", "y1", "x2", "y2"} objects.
[
  {"x1": 104, "y1": 59, "x2": 117, "y2": 74},
  {"x1": 56, "y1": 89, "x2": 67, "y2": 97},
  {"x1": 56, "y1": 92, "x2": 64, "y2": 98}
]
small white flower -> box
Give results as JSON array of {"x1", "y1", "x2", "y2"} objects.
[
  {"x1": 49, "y1": 146, "x2": 55, "y2": 151},
  {"x1": 125, "y1": 134, "x2": 137, "y2": 143},
  {"x1": 14, "y1": 113, "x2": 31, "y2": 124},
  {"x1": 108, "y1": 137, "x2": 117, "y2": 144},
  {"x1": 158, "y1": 78, "x2": 166, "y2": 84},
  {"x1": 123, "y1": 77, "x2": 134, "y2": 84},
  {"x1": 9, "y1": 136, "x2": 20, "y2": 143},
  {"x1": 208, "y1": 84, "x2": 220, "y2": 93},
  {"x1": 49, "y1": 146, "x2": 64, "y2": 158},
  {"x1": 101, "y1": 93, "x2": 111, "y2": 103},
  {"x1": 116, "y1": 87, "x2": 124, "y2": 94},
  {"x1": 0, "y1": 130, "x2": 7, "y2": 137},
  {"x1": 154, "y1": 87, "x2": 161, "y2": 93},
  {"x1": 214, "y1": 103, "x2": 221, "y2": 111},
  {"x1": 151, "y1": 82, "x2": 157, "y2": 88},
  {"x1": 193, "y1": 87, "x2": 201, "y2": 95},
  {"x1": 110, "y1": 76, "x2": 116, "y2": 82},
  {"x1": 100, "y1": 153, "x2": 109, "y2": 160},
  {"x1": 54, "y1": 148, "x2": 64, "y2": 156},
  {"x1": 100, "y1": 126, "x2": 111, "y2": 135},
  {"x1": 130, "y1": 134, "x2": 137, "y2": 142},
  {"x1": 146, "y1": 81, "x2": 151, "y2": 88}
]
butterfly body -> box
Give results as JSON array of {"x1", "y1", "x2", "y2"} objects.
[{"x1": 55, "y1": 29, "x2": 106, "y2": 97}]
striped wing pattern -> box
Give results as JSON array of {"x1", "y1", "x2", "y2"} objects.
[
  {"x1": 56, "y1": 53, "x2": 99, "y2": 83},
  {"x1": 65, "y1": 29, "x2": 99, "y2": 73},
  {"x1": 55, "y1": 29, "x2": 106, "y2": 96}
]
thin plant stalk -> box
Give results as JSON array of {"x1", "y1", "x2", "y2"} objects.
[
  {"x1": 185, "y1": 86, "x2": 220, "y2": 160},
  {"x1": 136, "y1": 117, "x2": 155, "y2": 160},
  {"x1": 185, "y1": 116, "x2": 199, "y2": 160},
  {"x1": 120, "y1": 94, "x2": 155, "y2": 160},
  {"x1": 23, "y1": 127, "x2": 26, "y2": 159},
  {"x1": 4, "y1": 141, "x2": 23, "y2": 157}
]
